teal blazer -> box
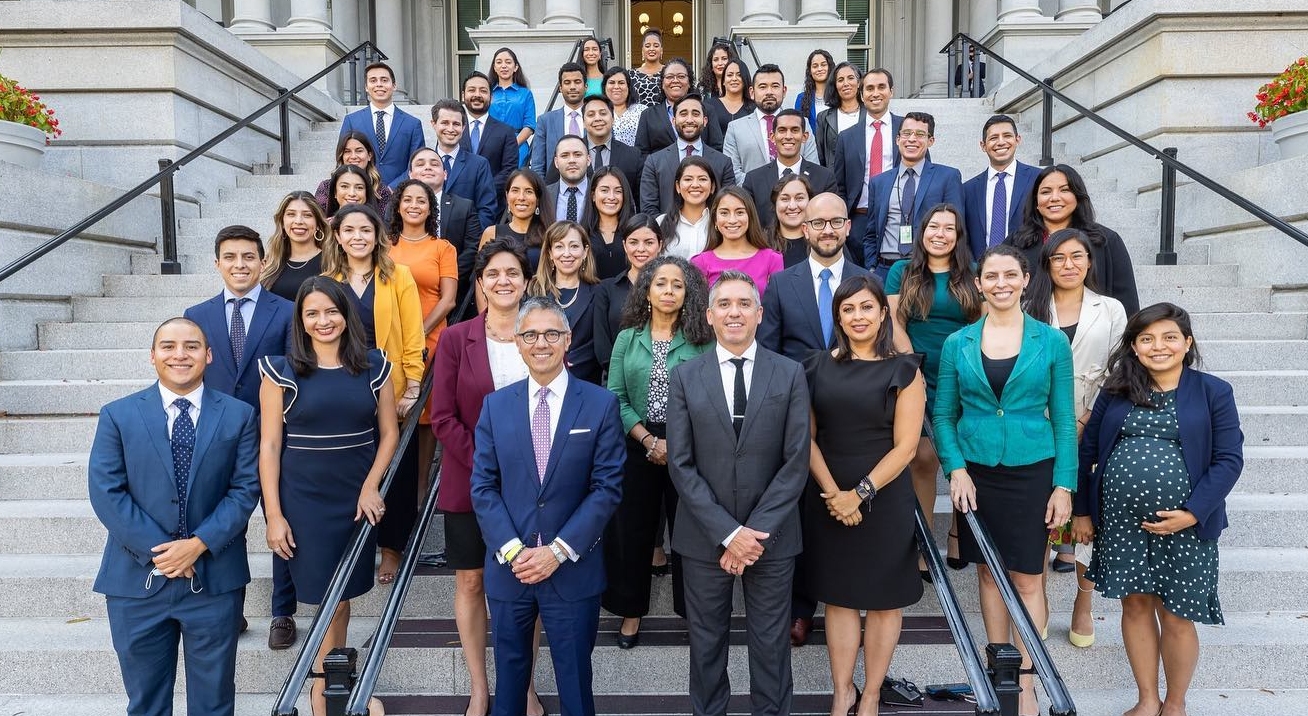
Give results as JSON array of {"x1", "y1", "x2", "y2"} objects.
[
  {"x1": 933, "y1": 314, "x2": 1078, "y2": 490},
  {"x1": 607, "y1": 325, "x2": 713, "y2": 433}
]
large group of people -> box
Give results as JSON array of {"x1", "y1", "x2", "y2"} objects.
[{"x1": 85, "y1": 40, "x2": 1244, "y2": 716}]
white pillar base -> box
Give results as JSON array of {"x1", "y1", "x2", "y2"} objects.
[
  {"x1": 235, "y1": 30, "x2": 349, "y2": 99},
  {"x1": 980, "y1": 19, "x2": 1096, "y2": 93},
  {"x1": 728, "y1": 24, "x2": 857, "y2": 98},
  {"x1": 466, "y1": 26, "x2": 597, "y2": 112}
]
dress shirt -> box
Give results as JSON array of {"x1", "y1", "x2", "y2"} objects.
[
  {"x1": 555, "y1": 178, "x2": 589, "y2": 220},
  {"x1": 369, "y1": 103, "x2": 395, "y2": 144},
  {"x1": 836, "y1": 109, "x2": 860, "y2": 133},
  {"x1": 880, "y1": 162, "x2": 921, "y2": 256},
  {"x1": 564, "y1": 107, "x2": 583, "y2": 136},
  {"x1": 808, "y1": 256, "x2": 846, "y2": 300},
  {"x1": 714, "y1": 340, "x2": 758, "y2": 547},
  {"x1": 985, "y1": 162, "x2": 1017, "y2": 235},
  {"x1": 440, "y1": 146, "x2": 461, "y2": 165},
  {"x1": 777, "y1": 156, "x2": 802, "y2": 178},
  {"x1": 661, "y1": 211, "x2": 710, "y2": 260},
  {"x1": 159, "y1": 382, "x2": 204, "y2": 438},
  {"x1": 587, "y1": 138, "x2": 612, "y2": 164},
  {"x1": 755, "y1": 108, "x2": 775, "y2": 143},
  {"x1": 223, "y1": 284, "x2": 261, "y2": 334},
  {"x1": 859, "y1": 114, "x2": 894, "y2": 210},
  {"x1": 676, "y1": 138, "x2": 705, "y2": 157}
]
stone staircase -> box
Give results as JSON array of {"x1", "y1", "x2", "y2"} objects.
[{"x1": 0, "y1": 98, "x2": 1306, "y2": 715}]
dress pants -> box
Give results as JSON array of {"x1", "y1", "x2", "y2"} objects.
[
  {"x1": 378, "y1": 434, "x2": 420, "y2": 553},
  {"x1": 106, "y1": 578, "x2": 243, "y2": 716},
  {"x1": 847, "y1": 212, "x2": 869, "y2": 269},
  {"x1": 270, "y1": 553, "x2": 296, "y2": 617},
  {"x1": 489, "y1": 582, "x2": 602, "y2": 716},
  {"x1": 682, "y1": 555, "x2": 795, "y2": 716}
]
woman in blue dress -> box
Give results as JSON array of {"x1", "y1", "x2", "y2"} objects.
[
  {"x1": 488, "y1": 47, "x2": 536, "y2": 168},
  {"x1": 258, "y1": 276, "x2": 398, "y2": 716}
]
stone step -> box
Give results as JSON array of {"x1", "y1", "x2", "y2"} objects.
[
  {"x1": 1212, "y1": 371, "x2": 1308, "y2": 405},
  {"x1": 0, "y1": 349, "x2": 152, "y2": 381},
  {"x1": 236, "y1": 173, "x2": 328, "y2": 189},
  {"x1": 71, "y1": 296, "x2": 211, "y2": 324},
  {"x1": 1203, "y1": 340, "x2": 1308, "y2": 371},
  {"x1": 38, "y1": 322, "x2": 159, "y2": 351},
  {"x1": 179, "y1": 216, "x2": 284, "y2": 241},
  {"x1": 1136, "y1": 286, "x2": 1269, "y2": 313},
  {"x1": 207, "y1": 199, "x2": 304, "y2": 220},
  {"x1": 1132, "y1": 263, "x2": 1239, "y2": 289},
  {"x1": 1188, "y1": 311, "x2": 1308, "y2": 340},
  {"x1": 219, "y1": 184, "x2": 324, "y2": 204},
  {"x1": 0, "y1": 380, "x2": 152, "y2": 416},
  {"x1": 1240, "y1": 446, "x2": 1308, "y2": 493},
  {"x1": 1239, "y1": 406, "x2": 1308, "y2": 446},
  {"x1": 102, "y1": 273, "x2": 222, "y2": 298},
  {"x1": 0, "y1": 417, "x2": 98, "y2": 454},
  {"x1": 0, "y1": 454, "x2": 89, "y2": 500},
  {"x1": 130, "y1": 252, "x2": 214, "y2": 276}
]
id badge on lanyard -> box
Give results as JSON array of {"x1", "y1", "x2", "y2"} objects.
[{"x1": 898, "y1": 225, "x2": 915, "y2": 256}]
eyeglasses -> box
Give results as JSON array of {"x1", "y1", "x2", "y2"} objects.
[
  {"x1": 663, "y1": 73, "x2": 689, "y2": 81},
  {"x1": 1049, "y1": 252, "x2": 1089, "y2": 266},
  {"x1": 898, "y1": 130, "x2": 930, "y2": 139},
  {"x1": 516, "y1": 329, "x2": 569, "y2": 344},
  {"x1": 806, "y1": 217, "x2": 849, "y2": 230}
]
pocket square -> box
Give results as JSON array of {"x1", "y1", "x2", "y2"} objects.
[{"x1": 569, "y1": 428, "x2": 592, "y2": 434}]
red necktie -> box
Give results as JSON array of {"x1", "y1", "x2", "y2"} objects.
[
  {"x1": 764, "y1": 113, "x2": 777, "y2": 160},
  {"x1": 868, "y1": 120, "x2": 884, "y2": 179},
  {"x1": 684, "y1": 144, "x2": 694, "y2": 158}
]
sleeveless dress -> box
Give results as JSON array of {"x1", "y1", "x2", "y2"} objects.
[
  {"x1": 803, "y1": 351, "x2": 924, "y2": 610},
  {"x1": 259, "y1": 350, "x2": 392, "y2": 604},
  {"x1": 1087, "y1": 390, "x2": 1223, "y2": 625}
]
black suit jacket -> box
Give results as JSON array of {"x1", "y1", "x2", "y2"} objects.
[
  {"x1": 543, "y1": 138, "x2": 644, "y2": 208},
  {"x1": 635, "y1": 101, "x2": 725, "y2": 157},
  {"x1": 815, "y1": 106, "x2": 864, "y2": 166},
  {"x1": 741, "y1": 160, "x2": 838, "y2": 229},
  {"x1": 639, "y1": 143, "x2": 737, "y2": 217},
  {"x1": 544, "y1": 181, "x2": 590, "y2": 224},
  {"x1": 833, "y1": 113, "x2": 904, "y2": 214},
  {"x1": 438, "y1": 192, "x2": 482, "y2": 320},
  {"x1": 461, "y1": 113, "x2": 518, "y2": 216},
  {"x1": 758, "y1": 259, "x2": 871, "y2": 361}
]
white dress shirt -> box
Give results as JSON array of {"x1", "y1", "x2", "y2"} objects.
[
  {"x1": 859, "y1": 115, "x2": 894, "y2": 210},
  {"x1": 368, "y1": 103, "x2": 394, "y2": 145},
  {"x1": 660, "y1": 211, "x2": 710, "y2": 260},
  {"x1": 675, "y1": 138, "x2": 705, "y2": 157},
  {"x1": 755, "y1": 108, "x2": 774, "y2": 144},
  {"x1": 159, "y1": 383, "x2": 203, "y2": 438},
  {"x1": 714, "y1": 340, "x2": 758, "y2": 547},
  {"x1": 808, "y1": 255, "x2": 846, "y2": 300},
  {"x1": 440, "y1": 146, "x2": 461, "y2": 165},
  {"x1": 777, "y1": 155, "x2": 802, "y2": 178},
  {"x1": 223, "y1": 284, "x2": 261, "y2": 334},
  {"x1": 985, "y1": 161, "x2": 1017, "y2": 237}
]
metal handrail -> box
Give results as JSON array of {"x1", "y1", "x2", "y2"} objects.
[
  {"x1": 914, "y1": 504, "x2": 1001, "y2": 714},
  {"x1": 0, "y1": 40, "x2": 387, "y2": 285},
  {"x1": 962, "y1": 510, "x2": 1076, "y2": 716},
  {"x1": 271, "y1": 360, "x2": 434, "y2": 716},
  {"x1": 937, "y1": 33, "x2": 1308, "y2": 253}
]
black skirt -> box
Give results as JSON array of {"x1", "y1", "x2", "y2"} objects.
[{"x1": 957, "y1": 458, "x2": 1054, "y2": 576}]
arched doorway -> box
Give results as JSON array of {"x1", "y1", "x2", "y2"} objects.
[{"x1": 629, "y1": 1, "x2": 695, "y2": 65}]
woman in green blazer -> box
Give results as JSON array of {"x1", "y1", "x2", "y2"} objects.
[
  {"x1": 933, "y1": 244, "x2": 1077, "y2": 716},
  {"x1": 602, "y1": 255, "x2": 714, "y2": 647}
]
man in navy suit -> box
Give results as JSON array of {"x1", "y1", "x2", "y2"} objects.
[
  {"x1": 181, "y1": 224, "x2": 295, "y2": 649},
  {"x1": 339, "y1": 62, "x2": 425, "y2": 188},
  {"x1": 431, "y1": 98, "x2": 498, "y2": 231},
  {"x1": 471, "y1": 296, "x2": 624, "y2": 716},
  {"x1": 962, "y1": 114, "x2": 1039, "y2": 259},
  {"x1": 863, "y1": 111, "x2": 965, "y2": 279},
  {"x1": 461, "y1": 70, "x2": 519, "y2": 212},
  {"x1": 89, "y1": 317, "x2": 261, "y2": 716},
  {"x1": 741, "y1": 109, "x2": 837, "y2": 228},
  {"x1": 833, "y1": 68, "x2": 902, "y2": 268},
  {"x1": 530, "y1": 62, "x2": 588, "y2": 177},
  {"x1": 635, "y1": 59, "x2": 725, "y2": 156}
]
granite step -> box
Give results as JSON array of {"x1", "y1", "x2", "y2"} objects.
[
  {"x1": 38, "y1": 322, "x2": 161, "y2": 351},
  {"x1": 71, "y1": 296, "x2": 212, "y2": 324},
  {"x1": 0, "y1": 349, "x2": 153, "y2": 381},
  {"x1": 0, "y1": 379, "x2": 153, "y2": 416}
]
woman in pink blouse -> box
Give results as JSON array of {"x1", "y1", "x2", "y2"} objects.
[{"x1": 690, "y1": 186, "x2": 784, "y2": 293}]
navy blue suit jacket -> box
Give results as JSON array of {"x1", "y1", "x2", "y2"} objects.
[
  {"x1": 862, "y1": 161, "x2": 965, "y2": 268},
  {"x1": 462, "y1": 113, "x2": 519, "y2": 212},
  {"x1": 89, "y1": 385, "x2": 261, "y2": 597},
  {"x1": 1075, "y1": 368, "x2": 1244, "y2": 541},
  {"x1": 758, "y1": 259, "x2": 870, "y2": 361},
  {"x1": 832, "y1": 113, "x2": 903, "y2": 214},
  {"x1": 183, "y1": 290, "x2": 293, "y2": 411},
  {"x1": 443, "y1": 149, "x2": 499, "y2": 232},
  {"x1": 471, "y1": 374, "x2": 624, "y2": 601},
  {"x1": 340, "y1": 106, "x2": 426, "y2": 188},
  {"x1": 962, "y1": 161, "x2": 1039, "y2": 258}
]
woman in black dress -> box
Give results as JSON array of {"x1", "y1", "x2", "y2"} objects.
[
  {"x1": 593, "y1": 214, "x2": 663, "y2": 374},
  {"x1": 528, "y1": 221, "x2": 602, "y2": 383},
  {"x1": 805, "y1": 275, "x2": 926, "y2": 716},
  {"x1": 475, "y1": 169, "x2": 554, "y2": 310},
  {"x1": 261, "y1": 191, "x2": 329, "y2": 302},
  {"x1": 583, "y1": 167, "x2": 636, "y2": 280}
]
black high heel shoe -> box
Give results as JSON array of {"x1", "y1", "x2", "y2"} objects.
[
  {"x1": 947, "y1": 532, "x2": 968, "y2": 570},
  {"x1": 617, "y1": 618, "x2": 641, "y2": 649}
]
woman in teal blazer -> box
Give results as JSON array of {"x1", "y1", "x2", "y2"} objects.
[
  {"x1": 933, "y1": 244, "x2": 1076, "y2": 716},
  {"x1": 602, "y1": 255, "x2": 714, "y2": 647}
]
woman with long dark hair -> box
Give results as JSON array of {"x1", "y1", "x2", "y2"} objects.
[
  {"x1": 815, "y1": 62, "x2": 863, "y2": 166},
  {"x1": 325, "y1": 164, "x2": 379, "y2": 219},
  {"x1": 603, "y1": 255, "x2": 713, "y2": 646},
  {"x1": 477, "y1": 169, "x2": 554, "y2": 282},
  {"x1": 1005, "y1": 164, "x2": 1139, "y2": 314},
  {"x1": 604, "y1": 66, "x2": 647, "y2": 147},
  {"x1": 488, "y1": 47, "x2": 536, "y2": 167},
  {"x1": 769, "y1": 174, "x2": 814, "y2": 266},
  {"x1": 885, "y1": 204, "x2": 984, "y2": 577},
  {"x1": 795, "y1": 49, "x2": 834, "y2": 133},
  {"x1": 934, "y1": 244, "x2": 1077, "y2": 716},
  {"x1": 262, "y1": 191, "x2": 330, "y2": 302},
  {"x1": 691, "y1": 186, "x2": 784, "y2": 293},
  {"x1": 594, "y1": 213, "x2": 664, "y2": 372},
  {"x1": 580, "y1": 37, "x2": 608, "y2": 96},
  {"x1": 528, "y1": 221, "x2": 602, "y2": 384},
  {"x1": 1074, "y1": 303, "x2": 1241, "y2": 716},
  {"x1": 631, "y1": 28, "x2": 666, "y2": 107},
  {"x1": 658, "y1": 157, "x2": 718, "y2": 260},
  {"x1": 806, "y1": 275, "x2": 926, "y2": 716},
  {"x1": 697, "y1": 41, "x2": 736, "y2": 97},
  {"x1": 314, "y1": 130, "x2": 392, "y2": 213},
  {"x1": 584, "y1": 167, "x2": 637, "y2": 279},
  {"x1": 258, "y1": 276, "x2": 396, "y2": 716},
  {"x1": 704, "y1": 57, "x2": 754, "y2": 136}
]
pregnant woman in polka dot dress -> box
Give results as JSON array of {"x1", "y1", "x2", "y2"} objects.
[{"x1": 1072, "y1": 302, "x2": 1244, "y2": 716}]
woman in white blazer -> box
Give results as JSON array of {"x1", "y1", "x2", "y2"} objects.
[{"x1": 1025, "y1": 228, "x2": 1128, "y2": 648}]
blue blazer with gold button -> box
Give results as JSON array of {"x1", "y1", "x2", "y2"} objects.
[{"x1": 932, "y1": 313, "x2": 1078, "y2": 490}]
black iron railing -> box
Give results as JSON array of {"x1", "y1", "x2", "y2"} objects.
[
  {"x1": 939, "y1": 33, "x2": 1308, "y2": 264},
  {"x1": 0, "y1": 41, "x2": 387, "y2": 284}
]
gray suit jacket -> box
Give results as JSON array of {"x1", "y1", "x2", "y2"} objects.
[
  {"x1": 666, "y1": 346, "x2": 811, "y2": 562},
  {"x1": 639, "y1": 143, "x2": 737, "y2": 217},
  {"x1": 722, "y1": 113, "x2": 819, "y2": 179}
]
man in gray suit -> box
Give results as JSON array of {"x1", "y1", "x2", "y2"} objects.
[
  {"x1": 666, "y1": 270, "x2": 810, "y2": 716},
  {"x1": 639, "y1": 94, "x2": 736, "y2": 217},
  {"x1": 722, "y1": 64, "x2": 818, "y2": 178}
]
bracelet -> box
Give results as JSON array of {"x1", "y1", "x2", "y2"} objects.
[
  {"x1": 1054, "y1": 486, "x2": 1074, "y2": 494},
  {"x1": 640, "y1": 434, "x2": 655, "y2": 449},
  {"x1": 503, "y1": 544, "x2": 524, "y2": 564}
]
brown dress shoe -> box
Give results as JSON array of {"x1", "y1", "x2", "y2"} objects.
[
  {"x1": 790, "y1": 617, "x2": 813, "y2": 647},
  {"x1": 268, "y1": 616, "x2": 297, "y2": 650}
]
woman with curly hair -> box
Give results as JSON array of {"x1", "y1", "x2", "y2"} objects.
[
  {"x1": 795, "y1": 49, "x2": 834, "y2": 133},
  {"x1": 697, "y1": 41, "x2": 736, "y2": 98}
]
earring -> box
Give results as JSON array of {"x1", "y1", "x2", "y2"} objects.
[
  {"x1": 535, "y1": 207, "x2": 541, "y2": 215},
  {"x1": 314, "y1": 229, "x2": 325, "y2": 244}
]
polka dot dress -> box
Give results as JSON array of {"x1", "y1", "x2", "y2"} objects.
[
  {"x1": 645, "y1": 339, "x2": 672, "y2": 423},
  {"x1": 1087, "y1": 390, "x2": 1223, "y2": 625}
]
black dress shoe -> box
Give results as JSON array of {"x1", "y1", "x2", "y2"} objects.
[
  {"x1": 240, "y1": 617, "x2": 249, "y2": 634},
  {"x1": 617, "y1": 631, "x2": 640, "y2": 649},
  {"x1": 920, "y1": 569, "x2": 933, "y2": 584},
  {"x1": 1050, "y1": 556, "x2": 1076, "y2": 573},
  {"x1": 789, "y1": 617, "x2": 813, "y2": 647},
  {"x1": 650, "y1": 562, "x2": 670, "y2": 577},
  {"x1": 268, "y1": 616, "x2": 297, "y2": 650}
]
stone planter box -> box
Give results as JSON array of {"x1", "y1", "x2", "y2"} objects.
[
  {"x1": 0, "y1": 119, "x2": 47, "y2": 169},
  {"x1": 1270, "y1": 110, "x2": 1308, "y2": 160}
]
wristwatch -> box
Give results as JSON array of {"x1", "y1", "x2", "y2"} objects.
[
  {"x1": 548, "y1": 541, "x2": 567, "y2": 564},
  {"x1": 854, "y1": 478, "x2": 877, "y2": 501}
]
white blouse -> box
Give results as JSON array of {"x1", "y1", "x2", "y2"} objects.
[{"x1": 487, "y1": 338, "x2": 529, "y2": 390}]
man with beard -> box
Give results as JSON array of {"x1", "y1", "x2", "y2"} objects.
[
  {"x1": 639, "y1": 94, "x2": 736, "y2": 216},
  {"x1": 635, "y1": 59, "x2": 725, "y2": 156},
  {"x1": 460, "y1": 70, "x2": 519, "y2": 212},
  {"x1": 723, "y1": 64, "x2": 818, "y2": 178},
  {"x1": 545, "y1": 135, "x2": 592, "y2": 223},
  {"x1": 531, "y1": 63, "x2": 588, "y2": 176}
]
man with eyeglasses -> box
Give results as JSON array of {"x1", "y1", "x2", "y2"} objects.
[
  {"x1": 635, "y1": 59, "x2": 725, "y2": 156},
  {"x1": 962, "y1": 114, "x2": 1039, "y2": 259},
  {"x1": 863, "y1": 111, "x2": 964, "y2": 280},
  {"x1": 471, "y1": 295, "x2": 624, "y2": 716}
]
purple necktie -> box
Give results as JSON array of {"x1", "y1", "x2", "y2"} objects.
[
  {"x1": 989, "y1": 171, "x2": 1008, "y2": 247},
  {"x1": 568, "y1": 110, "x2": 581, "y2": 137},
  {"x1": 531, "y1": 386, "x2": 551, "y2": 482}
]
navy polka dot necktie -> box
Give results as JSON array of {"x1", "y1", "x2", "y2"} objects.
[{"x1": 171, "y1": 397, "x2": 195, "y2": 538}]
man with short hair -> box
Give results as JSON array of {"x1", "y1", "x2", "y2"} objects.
[
  {"x1": 667, "y1": 271, "x2": 810, "y2": 716},
  {"x1": 741, "y1": 108, "x2": 837, "y2": 228},
  {"x1": 833, "y1": 69, "x2": 904, "y2": 267},
  {"x1": 461, "y1": 70, "x2": 519, "y2": 209},
  {"x1": 639, "y1": 94, "x2": 736, "y2": 217},
  {"x1": 863, "y1": 111, "x2": 964, "y2": 280},
  {"x1": 471, "y1": 296, "x2": 624, "y2": 716},
  {"x1": 575, "y1": 94, "x2": 644, "y2": 205},
  {"x1": 635, "y1": 59, "x2": 725, "y2": 156},
  {"x1": 408, "y1": 151, "x2": 482, "y2": 319},
  {"x1": 546, "y1": 135, "x2": 592, "y2": 223},
  {"x1": 431, "y1": 98, "x2": 498, "y2": 232},
  {"x1": 89, "y1": 317, "x2": 261, "y2": 716},
  {"x1": 530, "y1": 63, "x2": 589, "y2": 176},
  {"x1": 339, "y1": 62, "x2": 425, "y2": 187},
  {"x1": 962, "y1": 114, "x2": 1038, "y2": 258},
  {"x1": 723, "y1": 64, "x2": 819, "y2": 178}
]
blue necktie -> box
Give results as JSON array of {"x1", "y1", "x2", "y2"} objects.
[
  {"x1": 374, "y1": 110, "x2": 387, "y2": 157},
  {"x1": 170, "y1": 398, "x2": 195, "y2": 538},
  {"x1": 470, "y1": 119, "x2": 482, "y2": 154},
  {"x1": 228, "y1": 296, "x2": 249, "y2": 367},
  {"x1": 442, "y1": 154, "x2": 453, "y2": 176},
  {"x1": 989, "y1": 171, "x2": 1008, "y2": 247},
  {"x1": 818, "y1": 268, "x2": 834, "y2": 347}
]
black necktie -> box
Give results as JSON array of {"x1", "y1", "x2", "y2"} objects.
[
  {"x1": 593, "y1": 145, "x2": 606, "y2": 170},
  {"x1": 374, "y1": 110, "x2": 387, "y2": 156},
  {"x1": 901, "y1": 168, "x2": 918, "y2": 222},
  {"x1": 729, "y1": 357, "x2": 747, "y2": 438},
  {"x1": 171, "y1": 397, "x2": 195, "y2": 538},
  {"x1": 566, "y1": 186, "x2": 579, "y2": 222}
]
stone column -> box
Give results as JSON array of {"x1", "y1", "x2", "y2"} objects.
[
  {"x1": 286, "y1": 0, "x2": 332, "y2": 30},
  {"x1": 919, "y1": 0, "x2": 953, "y2": 96},
  {"x1": 485, "y1": 0, "x2": 529, "y2": 26},
  {"x1": 541, "y1": 0, "x2": 585, "y2": 25},
  {"x1": 797, "y1": 0, "x2": 842, "y2": 24},
  {"x1": 373, "y1": 0, "x2": 410, "y2": 101},
  {"x1": 228, "y1": 0, "x2": 274, "y2": 32},
  {"x1": 996, "y1": 0, "x2": 1044, "y2": 22},
  {"x1": 1055, "y1": 0, "x2": 1102, "y2": 22},
  {"x1": 739, "y1": 0, "x2": 784, "y2": 26}
]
